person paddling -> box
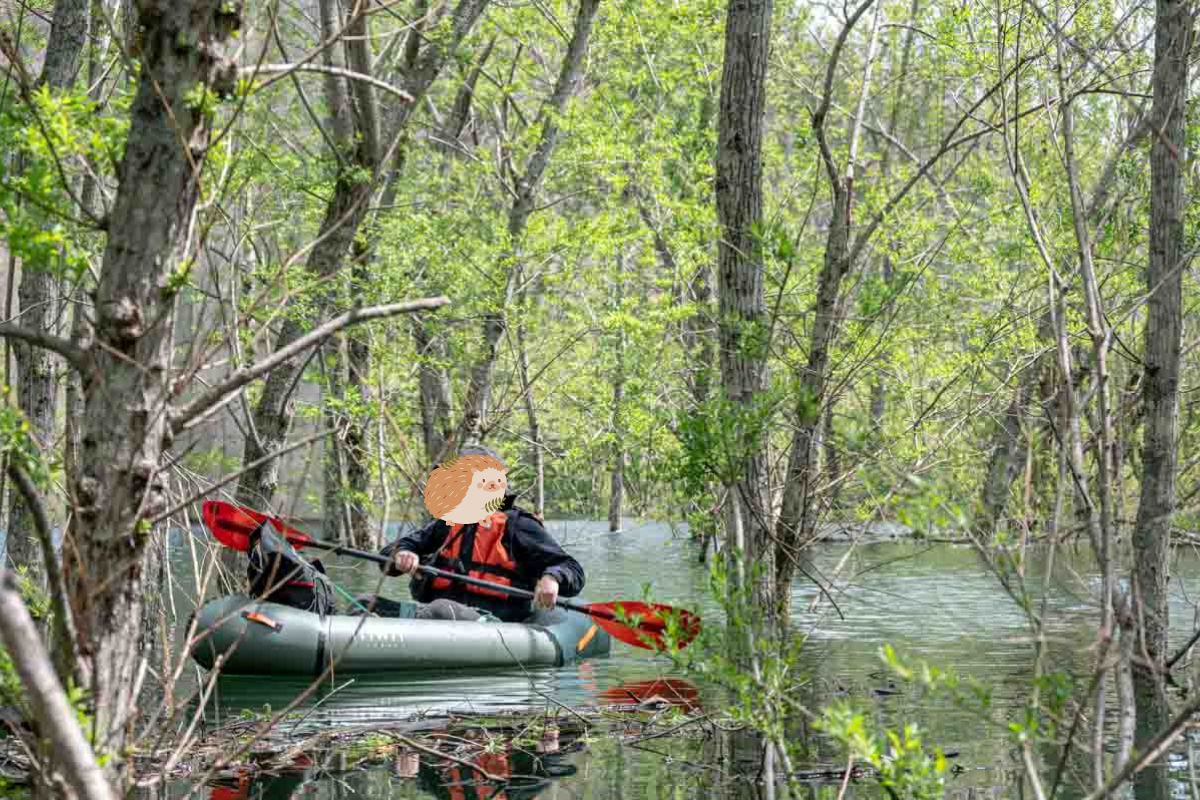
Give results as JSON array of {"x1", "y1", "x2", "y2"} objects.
[{"x1": 362, "y1": 445, "x2": 586, "y2": 622}]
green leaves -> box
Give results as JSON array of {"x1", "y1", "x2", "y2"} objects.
[
  {"x1": 816, "y1": 703, "x2": 948, "y2": 800},
  {"x1": 0, "y1": 390, "x2": 51, "y2": 490}
]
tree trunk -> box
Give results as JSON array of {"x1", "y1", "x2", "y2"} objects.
[
  {"x1": 327, "y1": 0, "x2": 383, "y2": 548},
  {"x1": 608, "y1": 266, "x2": 626, "y2": 532},
  {"x1": 516, "y1": 320, "x2": 546, "y2": 517},
  {"x1": 1056, "y1": 34, "x2": 1119, "y2": 786},
  {"x1": 1132, "y1": 0, "x2": 1192, "y2": 795},
  {"x1": 456, "y1": 0, "x2": 600, "y2": 446},
  {"x1": 868, "y1": 0, "x2": 918, "y2": 441},
  {"x1": 411, "y1": 42, "x2": 495, "y2": 469},
  {"x1": 715, "y1": 0, "x2": 774, "y2": 618},
  {"x1": 237, "y1": 0, "x2": 492, "y2": 508},
  {"x1": 7, "y1": 0, "x2": 89, "y2": 579},
  {"x1": 821, "y1": 405, "x2": 841, "y2": 511},
  {"x1": 315, "y1": 0, "x2": 357, "y2": 543},
  {"x1": 979, "y1": 383, "x2": 1031, "y2": 538},
  {"x1": 774, "y1": 0, "x2": 882, "y2": 608},
  {"x1": 60, "y1": 1, "x2": 242, "y2": 786},
  {"x1": 344, "y1": 265, "x2": 375, "y2": 548},
  {"x1": 66, "y1": 0, "x2": 114, "y2": 522},
  {"x1": 413, "y1": 314, "x2": 454, "y2": 465},
  {"x1": 320, "y1": 338, "x2": 349, "y2": 542}
]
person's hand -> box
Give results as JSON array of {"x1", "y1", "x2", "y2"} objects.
[
  {"x1": 390, "y1": 550, "x2": 419, "y2": 575},
  {"x1": 533, "y1": 574, "x2": 559, "y2": 609}
]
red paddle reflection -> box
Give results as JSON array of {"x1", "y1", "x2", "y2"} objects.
[{"x1": 597, "y1": 678, "x2": 701, "y2": 712}]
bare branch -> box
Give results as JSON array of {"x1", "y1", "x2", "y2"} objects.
[
  {"x1": 172, "y1": 297, "x2": 450, "y2": 433},
  {"x1": 811, "y1": 0, "x2": 878, "y2": 189},
  {"x1": 240, "y1": 63, "x2": 416, "y2": 104},
  {"x1": 151, "y1": 428, "x2": 331, "y2": 525},
  {"x1": 0, "y1": 323, "x2": 88, "y2": 372},
  {"x1": 848, "y1": 55, "x2": 1036, "y2": 266}
]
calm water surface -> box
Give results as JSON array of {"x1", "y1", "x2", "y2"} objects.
[{"x1": 140, "y1": 522, "x2": 1200, "y2": 799}]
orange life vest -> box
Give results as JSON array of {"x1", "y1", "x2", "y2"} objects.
[{"x1": 429, "y1": 511, "x2": 520, "y2": 600}]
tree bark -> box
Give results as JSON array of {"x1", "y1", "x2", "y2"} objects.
[
  {"x1": 237, "y1": 0, "x2": 492, "y2": 508},
  {"x1": 456, "y1": 0, "x2": 601, "y2": 446},
  {"x1": 715, "y1": 0, "x2": 774, "y2": 618},
  {"x1": 59, "y1": 1, "x2": 242, "y2": 785},
  {"x1": 1132, "y1": 0, "x2": 1192, "y2": 795},
  {"x1": 7, "y1": 0, "x2": 89, "y2": 579}
]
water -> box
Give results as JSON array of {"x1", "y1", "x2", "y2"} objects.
[{"x1": 145, "y1": 524, "x2": 1200, "y2": 798}]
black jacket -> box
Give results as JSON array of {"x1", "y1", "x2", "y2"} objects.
[{"x1": 379, "y1": 507, "x2": 585, "y2": 622}]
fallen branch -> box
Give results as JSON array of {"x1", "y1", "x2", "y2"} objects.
[{"x1": 0, "y1": 571, "x2": 117, "y2": 800}]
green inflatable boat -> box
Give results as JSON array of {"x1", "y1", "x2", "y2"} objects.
[{"x1": 189, "y1": 594, "x2": 613, "y2": 676}]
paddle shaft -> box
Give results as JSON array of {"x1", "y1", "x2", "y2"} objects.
[{"x1": 287, "y1": 534, "x2": 619, "y2": 622}]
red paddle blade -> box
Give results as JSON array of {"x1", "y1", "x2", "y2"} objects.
[
  {"x1": 597, "y1": 678, "x2": 702, "y2": 711},
  {"x1": 202, "y1": 500, "x2": 312, "y2": 552},
  {"x1": 587, "y1": 601, "x2": 702, "y2": 651}
]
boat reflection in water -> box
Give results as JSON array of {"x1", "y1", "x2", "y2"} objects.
[{"x1": 205, "y1": 724, "x2": 583, "y2": 800}]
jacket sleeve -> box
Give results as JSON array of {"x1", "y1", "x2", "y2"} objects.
[
  {"x1": 378, "y1": 519, "x2": 446, "y2": 575},
  {"x1": 509, "y1": 513, "x2": 586, "y2": 598}
]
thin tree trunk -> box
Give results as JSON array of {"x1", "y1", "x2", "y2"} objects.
[
  {"x1": 979, "y1": 310, "x2": 1057, "y2": 539},
  {"x1": 334, "y1": 0, "x2": 383, "y2": 548},
  {"x1": 516, "y1": 320, "x2": 546, "y2": 517},
  {"x1": 456, "y1": 0, "x2": 600, "y2": 446},
  {"x1": 608, "y1": 265, "x2": 626, "y2": 532},
  {"x1": 715, "y1": 0, "x2": 775, "y2": 620},
  {"x1": 237, "y1": 0, "x2": 492, "y2": 508},
  {"x1": 1054, "y1": 24, "x2": 1119, "y2": 785},
  {"x1": 775, "y1": 0, "x2": 881, "y2": 608},
  {"x1": 320, "y1": 338, "x2": 350, "y2": 542},
  {"x1": 408, "y1": 43, "x2": 494, "y2": 471},
  {"x1": 344, "y1": 272, "x2": 374, "y2": 548},
  {"x1": 1132, "y1": 0, "x2": 1192, "y2": 795},
  {"x1": 821, "y1": 405, "x2": 841, "y2": 511},
  {"x1": 315, "y1": 0, "x2": 357, "y2": 542},
  {"x1": 980, "y1": 382, "x2": 1033, "y2": 538},
  {"x1": 7, "y1": 0, "x2": 89, "y2": 578},
  {"x1": 413, "y1": 314, "x2": 454, "y2": 465},
  {"x1": 868, "y1": 0, "x2": 919, "y2": 443}
]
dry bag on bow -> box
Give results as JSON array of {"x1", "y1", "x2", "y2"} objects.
[{"x1": 246, "y1": 521, "x2": 334, "y2": 615}]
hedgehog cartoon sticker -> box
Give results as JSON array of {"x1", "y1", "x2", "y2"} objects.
[{"x1": 423, "y1": 453, "x2": 509, "y2": 525}]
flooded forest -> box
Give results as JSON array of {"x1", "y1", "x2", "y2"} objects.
[{"x1": 0, "y1": 0, "x2": 1198, "y2": 797}]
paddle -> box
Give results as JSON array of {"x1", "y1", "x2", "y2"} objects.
[{"x1": 202, "y1": 500, "x2": 701, "y2": 651}]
